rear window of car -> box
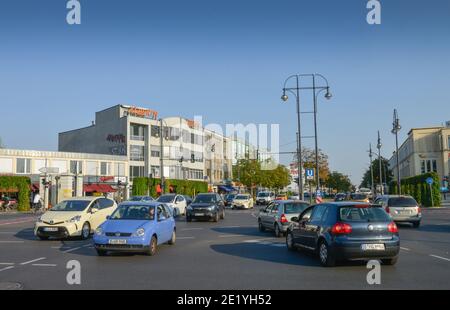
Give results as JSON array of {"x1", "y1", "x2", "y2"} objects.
[
  {"x1": 283, "y1": 203, "x2": 309, "y2": 214},
  {"x1": 339, "y1": 206, "x2": 390, "y2": 222},
  {"x1": 388, "y1": 197, "x2": 418, "y2": 207},
  {"x1": 352, "y1": 194, "x2": 368, "y2": 200},
  {"x1": 236, "y1": 195, "x2": 249, "y2": 200}
]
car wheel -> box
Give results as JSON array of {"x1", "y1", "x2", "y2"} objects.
[
  {"x1": 81, "y1": 222, "x2": 91, "y2": 240},
  {"x1": 319, "y1": 240, "x2": 336, "y2": 267},
  {"x1": 213, "y1": 212, "x2": 219, "y2": 222},
  {"x1": 258, "y1": 221, "x2": 265, "y2": 232},
  {"x1": 38, "y1": 236, "x2": 49, "y2": 241},
  {"x1": 220, "y1": 210, "x2": 225, "y2": 220},
  {"x1": 96, "y1": 249, "x2": 108, "y2": 256},
  {"x1": 168, "y1": 230, "x2": 176, "y2": 245},
  {"x1": 274, "y1": 224, "x2": 282, "y2": 238},
  {"x1": 286, "y1": 231, "x2": 296, "y2": 251},
  {"x1": 382, "y1": 257, "x2": 398, "y2": 265},
  {"x1": 146, "y1": 235, "x2": 157, "y2": 256},
  {"x1": 412, "y1": 221, "x2": 420, "y2": 228}
]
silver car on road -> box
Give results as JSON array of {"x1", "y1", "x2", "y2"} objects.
[
  {"x1": 374, "y1": 195, "x2": 422, "y2": 227},
  {"x1": 258, "y1": 200, "x2": 310, "y2": 237}
]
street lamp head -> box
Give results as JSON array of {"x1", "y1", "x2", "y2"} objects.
[
  {"x1": 324, "y1": 88, "x2": 332, "y2": 100},
  {"x1": 281, "y1": 90, "x2": 288, "y2": 102}
]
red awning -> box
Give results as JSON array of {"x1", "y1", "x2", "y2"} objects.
[{"x1": 83, "y1": 184, "x2": 117, "y2": 193}]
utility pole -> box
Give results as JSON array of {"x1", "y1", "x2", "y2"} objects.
[
  {"x1": 377, "y1": 131, "x2": 384, "y2": 195},
  {"x1": 369, "y1": 143, "x2": 375, "y2": 197},
  {"x1": 392, "y1": 109, "x2": 402, "y2": 195},
  {"x1": 159, "y1": 119, "x2": 165, "y2": 193}
]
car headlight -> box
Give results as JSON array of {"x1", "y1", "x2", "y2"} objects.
[
  {"x1": 187, "y1": 206, "x2": 193, "y2": 211},
  {"x1": 95, "y1": 227, "x2": 103, "y2": 236},
  {"x1": 208, "y1": 206, "x2": 215, "y2": 211},
  {"x1": 66, "y1": 215, "x2": 82, "y2": 223},
  {"x1": 135, "y1": 228, "x2": 145, "y2": 237}
]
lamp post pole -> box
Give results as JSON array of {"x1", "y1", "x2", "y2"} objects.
[
  {"x1": 377, "y1": 131, "x2": 384, "y2": 195},
  {"x1": 392, "y1": 109, "x2": 402, "y2": 195},
  {"x1": 159, "y1": 119, "x2": 165, "y2": 193},
  {"x1": 282, "y1": 74, "x2": 332, "y2": 201},
  {"x1": 369, "y1": 143, "x2": 375, "y2": 196}
]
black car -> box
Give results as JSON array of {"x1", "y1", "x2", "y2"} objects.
[
  {"x1": 186, "y1": 193, "x2": 225, "y2": 222},
  {"x1": 286, "y1": 202, "x2": 400, "y2": 267}
]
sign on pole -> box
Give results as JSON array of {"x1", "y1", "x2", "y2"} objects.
[
  {"x1": 39, "y1": 167, "x2": 60, "y2": 174},
  {"x1": 305, "y1": 168, "x2": 315, "y2": 181},
  {"x1": 426, "y1": 177, "x2": 434, "y2": 207}
]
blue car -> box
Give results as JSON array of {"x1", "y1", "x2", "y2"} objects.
[{"x1": 93, "y1": 202, "x2": 176, "y2": 256}]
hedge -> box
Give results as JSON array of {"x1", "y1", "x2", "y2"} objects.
[
  {"x1": 0, "y1": 176, "x2": 31, "y2": 211},
  {"x1": 132, "y1": 177, "x2": 208, "y2": 198},
  {"x1": 389, "y1": 172, "x2": 441, "y2": 207}
]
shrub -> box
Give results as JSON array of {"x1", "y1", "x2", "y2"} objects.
[
  {"x1": 0, "y1": 176, "x2": 31, "y2": 211},
  {"x1": 389, "y1": 172, "x2": 441, "y2": 207}
]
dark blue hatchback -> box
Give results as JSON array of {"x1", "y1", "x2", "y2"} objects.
[{"x1": 286, "y1": 202, "x2": 400, "y2": 267}]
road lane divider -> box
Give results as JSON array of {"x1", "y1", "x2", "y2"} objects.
[
  {"x1": 0, "y1": 218, "x2": 37, "y2": 226},
  {"x1": 32, "y1": 264, "x2": 57, "y2": 267},
  {"x1": 429, "y1": 254, "x2": 450, "y2": 262},
  {"x1": 20, "y1": 257, "x2": 46, "y2": 265},
  {"x1": 0, "y1": 266, "x2": 15, "y2": 273},
  {"x1": 0, "y1": 263, "x2": 15, "y2": 266}
]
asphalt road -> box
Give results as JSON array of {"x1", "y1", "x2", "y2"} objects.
[{"x1": 0, "y1": 207, "x2": 449, "y2": 290}]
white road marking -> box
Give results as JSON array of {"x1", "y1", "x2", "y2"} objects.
[
  {"x1": 0, "y1": 218, "x2": 36, "y2": 226},
  {"x1": 177, "y1": 237, "x2": 195, "y2": 240},
  {"x1": 63, "y1": 247, "x2": 82, "y2": 253},
  {"x1": 0, "y1": 266, "x2": 15, "y2": 272},
  {"x1": 400, "y1": 247, "x2": 411, "y2": 251},
  {"x1": 430, "y1": 255, "x2": 450, "y2": 262},
  {"x1": 218, "y1": 234, "x2": 242, "y2": 238},
  {"x1": 0, "y1": 263, "x2": 15, "y2": 266},
  {"x1": 0, "y1": 241, "x2": 25, "y2": 244},
  {"x1": 20, "y1": 257, "x2": 46, "y2": 265},
  {"x1": 32, "y1": 264, "x2": 57, "y2": 267},
  {"x1": 181, "y1": 228, "x2": 203, "y2": 231}
]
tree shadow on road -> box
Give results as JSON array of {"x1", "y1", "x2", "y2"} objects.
[{"x1": 398, "y1": 223, "x2": 450, "y2": 234}]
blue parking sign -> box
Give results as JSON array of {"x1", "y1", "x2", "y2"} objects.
[{"x1": 426, "y1": 177, "x2": 434, "y2": 185}]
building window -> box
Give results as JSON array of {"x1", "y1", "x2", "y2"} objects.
[
  {"x1": 151, "y1": 166, "x2": 160, "y2": 178},
  {"x1": 151, "y1": 125, "x2": 160, "y2": 137},
  {"x1": 70, "y1": 161, "x2": 83, "y2": 175},
  {"x1": 421, "y1": 159, "x2": 438, "y2": 174},
  {"x1": 117, "y1": 163, "x2": 126, "y2": 177},
  {"x1": 130, "y1": 145, "x2": 145, "y2": 161},
  {"x1": 150, "y1": 145, "x2": 160, "y2": 158},
  {"x1": 130, "y1": 124, "x2": 145, "y2": 141},
  {"x1": 100, "y1": 162, "x2": 111, "y2": 176},
  {"x1": 16, "y1": 158, "x2": 31, "y2": 174},
  {"x1": 448, "y1": 136, "x2": 450, "y2": 150},
  {"x1": 130, "y1": 166, "x2": 144, "y2": 180}
]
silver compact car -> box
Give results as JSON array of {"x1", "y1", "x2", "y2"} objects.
[
  {"x1": 258, "y1": 200, "x2": 310, "y2": 237},
  {"x1": 374, "y1": 195, "x2": 422, "y2": 227}
]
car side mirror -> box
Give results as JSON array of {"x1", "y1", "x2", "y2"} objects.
[{"x1": 106, "y1": 215, "x2": 111, "y2": 220}]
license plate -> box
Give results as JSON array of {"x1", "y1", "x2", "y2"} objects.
[
  {"x1": 108, "y1": 239, "x2": 127, "y2": 245},
  {"x1": 43, "y1": 227, "x2": 58, "y2": 232},
  {"x1": 361, "y1": 244, "x2": 385, "y2": 251},
  {"x1": 195, "y1": 213, "x2": 204, "y2": 217}
]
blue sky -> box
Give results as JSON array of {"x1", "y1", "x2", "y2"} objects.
[{"x1": 0, "y1": 0, "x2": 449, "y2": 184}]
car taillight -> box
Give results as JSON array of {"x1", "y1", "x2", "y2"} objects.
[
  {"x1": 385, "y1": 206, "x2": 390, "y2": 214},
  {"x1": 280, "y1": 214, "x2": 288, "y2": 224},
  {"x1": 331, "y1": 222, "x2": 352, "y2": 235},
  {"x1": 388, "y1": 222, "x2": 398, "y2": 233}
]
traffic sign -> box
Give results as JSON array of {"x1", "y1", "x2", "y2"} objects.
[
  {"x1": 39, "y1": 167, "x2": 60, "y2": 174},
  {"x1": 426, "y1": 177, "x2": 434, "y2": 185},
  {"x1": 305, "y1": 168, "x2": 315, "y2": 180}
]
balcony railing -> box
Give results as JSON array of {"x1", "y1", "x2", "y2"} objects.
[{"x1": 130, "y1": 135, "x2": 145, "y2": 141}]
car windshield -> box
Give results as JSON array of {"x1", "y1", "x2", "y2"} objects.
[
  {"x1": 352, "y1": 194, "x2": 368, "y2": 200},
  {"x1": 226, "y1": 194, "x2": 236, "y2": 200},
  {"x1": 50, "y1": 200, "x2": 91, "y2": 212},
  {"x1": 388, "y1": 197, "x2": 418, "y2": 207},
  {"x1": 110, "y1": 205, "x2": 155, "y2": 220},
  {"x1": 194, "y1": 195, "x2": 216, "y2": 203},
  {"x1": 157, "y1": 195, "x2": 176, "y2": 203},
  {"x1": 284, "y1": 203, "x2": 309, "y2": 214},
  {"x1": 339, "y1": 206, "x2": 390, "y2": 222},
  {"x1": 258, "y1": 193, "x2": 269, "y2": 197},
  {"x1": 236, "y1": 195, "x2": 249, "y2": 200},
  {"x1": 130, "y1": 196, "x2": 144, "y2": 201}
]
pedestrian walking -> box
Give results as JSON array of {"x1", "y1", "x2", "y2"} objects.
[{"x1": 33, "y1": 191, "x2": 42, "y2": 211}]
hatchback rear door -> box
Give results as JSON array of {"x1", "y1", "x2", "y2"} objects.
[{"x1": 338, "y1": 206, "x2": 394, "y2": 241}]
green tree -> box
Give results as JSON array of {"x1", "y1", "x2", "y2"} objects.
[
  {"x1": 293, "y1": 147, "x2": 330, "y2": 185},
  {"x1": 325, "y1": 171, "x2": 353, "y2": 193},
  {"x1": 360, "y1": 157, "x2": 393, "y2": 189}
]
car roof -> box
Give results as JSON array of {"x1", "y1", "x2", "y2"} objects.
[
  {"x1": 63, "y1": 197, "x2": 102, "y2": 201},
  {"x1": 119, "y1": 201, "x2": 162, "y2": 207},
  {"x1": 322, "y1": 201, "x2": 376, "y2": 207},
  {"x1": 276, "y1": 199, "x2": 310, "y2": 204}
]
